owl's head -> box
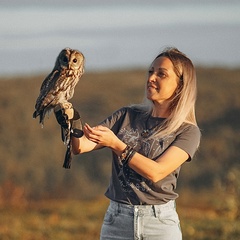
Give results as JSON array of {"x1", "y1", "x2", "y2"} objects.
[{"x1": 56, "y1": 48, "x2": 85, "y2": 72}]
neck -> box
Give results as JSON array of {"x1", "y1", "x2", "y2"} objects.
[{"x1": 151, "y1": 101, "x2": 170, "y2": 118}]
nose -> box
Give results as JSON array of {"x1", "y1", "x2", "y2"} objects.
[{"x1": 148, "y1": 72, "x2": 157, "y2": 82}]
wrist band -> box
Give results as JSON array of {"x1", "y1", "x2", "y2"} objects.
[
  {"x1": 118, "y1": 145, "x2": 136, "y2": 166},
  {"x1": 70, "y1": 129, "x2": 84, "y2": 138}
]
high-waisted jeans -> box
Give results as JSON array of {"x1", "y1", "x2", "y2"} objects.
[{"x1": 100, "y1": 200, "x2": 182, "y2": 240}]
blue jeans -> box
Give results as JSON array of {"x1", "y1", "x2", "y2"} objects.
[{"x1": 100, "y1": 200, "x2": 182, "y2": 240}]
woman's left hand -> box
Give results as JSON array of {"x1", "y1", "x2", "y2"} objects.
[{"x1": 83, "y1": 123, "x2": 120, "y2": 149}]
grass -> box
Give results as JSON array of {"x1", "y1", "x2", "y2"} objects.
[
  {"x1": 0, "y1": 197, "x2": 108, "y2": 240},
  {"x1": 179, "y1": 206, "x2": 240, "y2": 239},
  {"x1": 0, "y1": 193, "x2": 239, "y2": 240}
]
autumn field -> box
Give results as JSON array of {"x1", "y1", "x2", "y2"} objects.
[
  {"x1": 0, "y1": 67, "x2": 240, "y2": 239},
  {"x1": 0, "y1": 191, "x2": 239, "y2": 240}
]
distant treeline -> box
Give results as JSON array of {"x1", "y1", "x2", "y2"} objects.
[{"x1": 0, "y1": 67, "x2": 240, "y2": 201}]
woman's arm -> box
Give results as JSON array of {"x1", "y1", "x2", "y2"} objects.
[
  {"x1": 71, "y1": 135, "x2": 104, "y2": 154},
  {"x1": 84, "y1": 124, "x2": 189, "y2": 183},
  {"x1": 128, "y1": 146, "x2": 188, "y2": 182}
]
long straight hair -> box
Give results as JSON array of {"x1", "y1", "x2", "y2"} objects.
[{"x1": 132, "y1": 47, "x2": 198, "y2": 137}]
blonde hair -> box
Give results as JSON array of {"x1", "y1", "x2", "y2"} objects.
[{"x1": 132, "y1": 47, "x2": 198, "y2": 137}]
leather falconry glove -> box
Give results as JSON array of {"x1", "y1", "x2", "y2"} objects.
[{"x1": 54, "y1": 104, "x2": 83, "y2": 169}]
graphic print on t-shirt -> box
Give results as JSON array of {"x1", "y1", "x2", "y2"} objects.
[{"x1": 117, "y1": 126, "x2": 174, "y2": 195}]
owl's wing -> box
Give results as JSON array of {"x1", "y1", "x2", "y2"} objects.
[
  {"x1": 33, "y1": 69, "x2": 60, "y2": 118},
  {"x1": 39, "y1": 69, "x2": 60, "y2": 95}
]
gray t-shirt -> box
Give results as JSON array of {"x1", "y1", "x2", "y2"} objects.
[{"x1": 101, "y1": 106, "x2": 201, "y2": 205}]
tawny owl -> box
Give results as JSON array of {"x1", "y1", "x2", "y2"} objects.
[
  {"x1": 33, "y1": 48, "x2": 85, "y2": 169},
  {"x1": 33, "y1": 47, "x2": 85, "y2": 127}
]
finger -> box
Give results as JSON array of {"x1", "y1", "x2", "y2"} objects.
[
  {"x1": 84, "y1": 123, "x2": 94, "y2": 132},
  {"x1": 94, "y1": 125, "x2": 108, "y2": 131},
  {"x1": 84, "y1": 123, "x2": 93, "y2": 130},
  {"x1": 85, "y1": 123, "x2": 101, "y2": 135},
  {"x1": 84, "y1": 124, "x2": 100, "y2": 142},
  {"x1": 83, "y1": 125, "x2": 95, "y2": 138}
]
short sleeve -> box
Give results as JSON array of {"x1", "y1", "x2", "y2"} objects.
[
  {"x1": 100, "y1": 107, "x2": 128, "y2": 133},
  {"x1": 171, "y1": 124, "x2": 201, "y2": 161}
]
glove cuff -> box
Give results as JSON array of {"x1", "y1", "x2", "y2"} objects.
[{"x1": 70, "y1": 108, "x2": 83, "y2": 138}]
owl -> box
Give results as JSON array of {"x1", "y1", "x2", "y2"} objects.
[
  {"x1": 33, "y1": 48, "x2": 85, "y2": 168},
  {"x1": 33, "y1": 47, "x2": 85, "y2": 126}
]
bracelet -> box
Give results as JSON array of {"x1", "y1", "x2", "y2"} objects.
[
  {"x1": 118, "y1": 145, "x2": 136, "y2": 166},
  {"x1": 126, "y1": 148, "x2": 136, "y2": 165}
]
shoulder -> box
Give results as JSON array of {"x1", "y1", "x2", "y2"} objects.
[
  {"x1": 172, "y1": 123, "x2": 201, "y2": 160},
  {"x1": 179, "y1": 122, "x2": 200, "y2": 133},
  {"x1": 178, "y1": 123, "x2": 201, "y2": 142},
  {"x1": 101, "y1": 106, "x2": 147, "y2": 128},
  {"x1": 100, "y1": 106, "x2": 138, "y2": 127},
  {"x1": 113, "y1": 106, "x2": 147, "y2": 117}
]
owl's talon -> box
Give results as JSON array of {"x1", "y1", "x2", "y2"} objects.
[{"x1": 61, "y1": 102, "x2": 73, "y2": 109}]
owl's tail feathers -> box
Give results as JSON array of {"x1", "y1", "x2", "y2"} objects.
[
  {"x1": 32, "y1": 110, "x2": 41, "y2": 120},
  {"x1": 33, "y1": 111, "x2": 37, "y2": 118},
  {"x1": 32, "y1": 110, "x2": 45, "y2": 126}
]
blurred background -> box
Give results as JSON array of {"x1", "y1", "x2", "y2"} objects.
[
  {"x1": 0, "y1": 0, "x2": 240, "y2": 239},
  {"x1": 1, "y1": 0, "x2": 240, "y2": 76}
]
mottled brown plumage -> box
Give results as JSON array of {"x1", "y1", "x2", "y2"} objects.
[{"x1": 33, "y1": 47, "x2": 85, "y2": 125}]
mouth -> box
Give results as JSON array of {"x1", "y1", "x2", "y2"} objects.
[{"x1": 147, "y1": 84, "x2": 158, "y2": 91}]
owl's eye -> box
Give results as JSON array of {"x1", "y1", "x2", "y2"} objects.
[
  {"x1": 73, "y1": 58, "x2": 78, "y2": 63},
  {"x1": 63, "y1": 57, "x2": 68, "y2": 63}
]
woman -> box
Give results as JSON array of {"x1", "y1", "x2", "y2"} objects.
[{"x1": 55, "y1": 47, "x2": 201, "y2": 240}]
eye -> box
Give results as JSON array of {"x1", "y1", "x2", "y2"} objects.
[
  {"x1": 62, "y1": 56, "x2": 68, "y2": 63},
  {"x1": 158, "y1": 72, "x2": 166, "y2": 78},
  {"x1": 148, "y1": 70, "x2": 154, "y2": 75},
  {"x1": 73, "y1": 58, "x2": 78, "y2": 63}
]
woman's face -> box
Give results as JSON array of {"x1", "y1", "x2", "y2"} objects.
[{"x1": 147, "y1": 56, "x2": 179, "y2": 103}]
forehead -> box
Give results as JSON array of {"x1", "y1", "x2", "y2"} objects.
[{"x1": 150, "y1": 56, "x2": 174, "y2": 71}]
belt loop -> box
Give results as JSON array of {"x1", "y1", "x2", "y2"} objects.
[{"x1": 152, "y1": 205, "x2": 157, "y2": 218}]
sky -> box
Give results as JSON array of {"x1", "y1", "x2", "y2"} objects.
[{"x1": 0, "y1": 0, "x2": 240, "y2": 76}]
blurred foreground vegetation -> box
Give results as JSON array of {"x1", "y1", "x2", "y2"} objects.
[
  {"x1": 0, "y1": 193, "x2": 239, "y2": 240},
  {"x1": 0, "y1": 67, "x2": 240, "y2": 239}
]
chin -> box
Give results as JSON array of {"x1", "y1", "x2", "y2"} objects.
[{"x1": 147, "y1": 94, "x2": 155, "y2": 100}]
